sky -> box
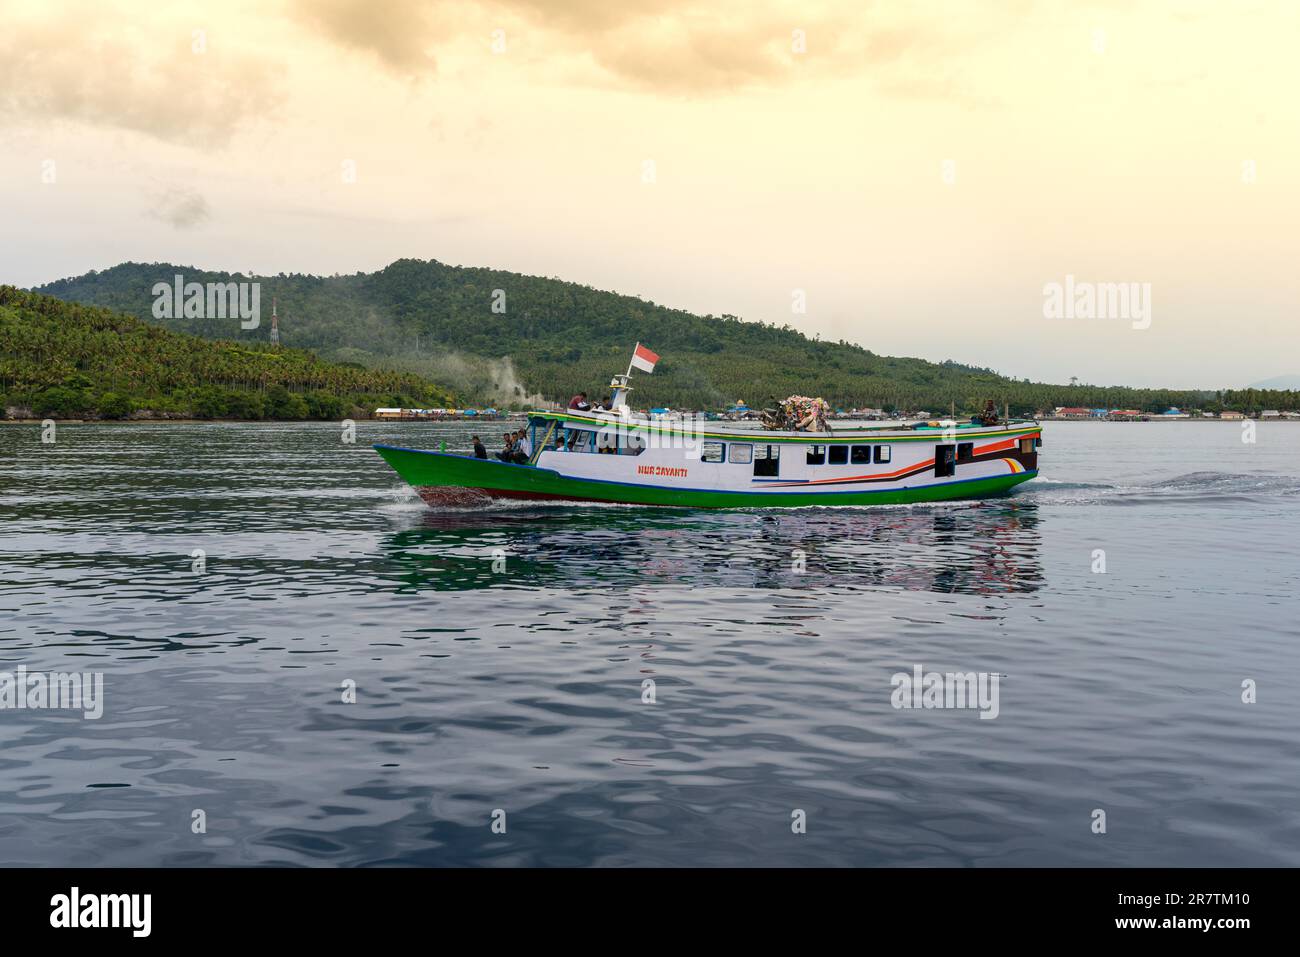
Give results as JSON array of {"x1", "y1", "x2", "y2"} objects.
[{"x1": 1, "y1": 0, "x2": 1297, "y2": 389}]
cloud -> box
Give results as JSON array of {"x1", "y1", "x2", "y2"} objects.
[
  {"x1": 578, "y1": 12, "x2": 964, "y2": 97},
  {"x1": 493, "y1": 0, "x2": 689, "y2": 33},
  {"x1": 0, "y1": 2, "x2": 284, "y2": 147},
  {"x1": 147, "y1": 187, "x2": 211, "y2": 229},
  {"x1": 0, "y1": 0, "x2": 984, "y2": 153},
  {"x1": 284, "y1": 0, "x2": 966, "y2": 98},
  {"x1": 582, "y1": 18, "x2": 794, "y2": 93},
  {"x1": 289, "y1": 0, "x2": 437, "y2": 72}
]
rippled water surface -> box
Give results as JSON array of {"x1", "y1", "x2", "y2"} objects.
[{"x1": 1, "y1": 420, "x2": 1298, "y2": 866}]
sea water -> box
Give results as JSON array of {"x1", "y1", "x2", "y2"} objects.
[{"x1": 0, "y1": 420, "x2": 1296, "y2": 866}]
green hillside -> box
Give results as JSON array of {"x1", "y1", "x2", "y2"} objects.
[
  {"x1": 0, "y1": 286, "x2": 454, "y2": 420},
  {"x1": 33, "y1": 260, "x2": 1299, "y2": 414}
]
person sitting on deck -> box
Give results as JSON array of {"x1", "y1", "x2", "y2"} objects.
[
  {"x1": 512, "y1": 430, "x2": 532, "y2": 464},
  {"x1": 568, "y1": 392, "x2": 590, "y2": 411},
  {"x1": 973, "y1": 400, "x2": 1000, "y2": 427},
  {"x1": 592, "y1": 395, "x2": 613, "y2": 412},
  {"x1": 496, "y1": 431, "x2": 514, "y2": 462},
  {"x1": 472, "y1": 435, "x2": 488, "y2": 459}
]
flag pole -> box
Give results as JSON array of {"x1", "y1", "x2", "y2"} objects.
[{"x1": 611, "y1": 343, "x2": 638, "y2": 412}]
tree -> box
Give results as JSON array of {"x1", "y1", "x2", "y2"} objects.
[
  {"x1": 32, "y1": 386, "x2": 89, "y2": 417},
  {"x1": 191, "y1": 387, "x2": 228, "y2": 418},
  {"x1": 98, "y1": 392, "x2": 133, "y2": 419}
]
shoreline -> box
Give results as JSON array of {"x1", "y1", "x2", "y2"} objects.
[
  {"x1": 1034, "y1": 417, "x2": 1296, "y2": 423},
  {"x1": 4, "y1": 416, "x2": 1293, "y2": 426},
  {"x1": 0, "y1": 415, "x2": 530, "y2": 425}
]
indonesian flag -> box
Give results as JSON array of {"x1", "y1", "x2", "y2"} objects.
[{"x1": 630, "y1": 342, "x2": 659, "y2": 374}]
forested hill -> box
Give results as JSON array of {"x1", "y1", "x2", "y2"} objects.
[
  {"x1": 33, "y1": 259, "x2": 1291, "y2": 413},
  {"x1": 0, "y1": 286, "x2": 453, "y2": 420}
]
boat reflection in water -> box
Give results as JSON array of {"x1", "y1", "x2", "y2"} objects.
[{"x1": 380, "y1": 501, "x2": 1043, "y2": 597}]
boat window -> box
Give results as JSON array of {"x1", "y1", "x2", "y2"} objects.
[
  {"x1": 729, "y1": 443, "x2": 752, "y2": 465},
  {"x1": 935, "y1": 444, "x2": 956, "y2": 477},
  {"x1": 571, "y1": 429, "x2": 594, "y2": 453},
  {"x1": 753, "y1": 444, "x2": 779, "y2": 477},
  {"x1": 874, "y1": 445, "x2": 891, "y2": 464},
  {"x1": 850, "y1": 446, "x2": 871, "y2": 464},
  {"x1": 701, "y1": 441, "x2": 726, "y2": 463},
  {"x1": 806, "y1": 445, "x2": 826, "y2": 465},
  {"x1": 588, "y1": 426, "x2": 648, "y2": 456},
  {"x1": 1019, "y1": 438, "x2": 1035, "y2": 454},
  {"x1": 957, "y1": 442, "x2": 974, "y2": 462},
  {"x1": 828, "y1": 445, "x2": 848, "y2": 465}
]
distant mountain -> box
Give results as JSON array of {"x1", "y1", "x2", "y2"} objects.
[
  {"x1": 31, "y1": 259, "x2": 1300, "y2": 414},
  {"x1": 0, "y1": 286, "x2": 452, "y2": 420},
  {"x1": 1248, "y1": 374, "x2": 1300, "y2": 391}
]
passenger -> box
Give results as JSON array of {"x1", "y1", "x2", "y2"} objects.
[
  {"x1": 593, "y1": 395, "x2": 613, "y2": 412},
  {"x1": 512, "y1": 430, "x2": 532, "y2": 464},
  {"x1": 568, "y1": 392, "x2": 590, "y2": 411},
  {"x1": 472, "y1": 435, "x2": 488, "y2": 459},
  {"x1": 495, "y1": 432, "x2": 514, "y2": 462},
  {"x1": 553, "y1": 431, "x2": 567, "y2": 451}
]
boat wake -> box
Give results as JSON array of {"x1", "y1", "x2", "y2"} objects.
[{"x1": 1021, "y1": 470, "x2": 1300, "y2": 506}]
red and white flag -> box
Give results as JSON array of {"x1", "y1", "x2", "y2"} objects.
[{"x1": 630, "y1": 342, "x2": 659, "y2": 374}]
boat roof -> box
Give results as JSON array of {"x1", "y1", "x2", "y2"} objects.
[{"x1": 527, "y1": 409, "x2": 1039, "y2": 442}]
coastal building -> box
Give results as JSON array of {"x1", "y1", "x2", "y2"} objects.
[
  {"x1": 1219, "y1": 411, "x2": 1246, "y2": 420},
  {"x1": 1260, "y1": 409, "x2": 1282, "y2": 419},
  {"x1": 1053, "y1": 407, "x2": 1092, "y2": 418},
  {"x1": 372, "y1": 407, "x2": 504, "y2": 421}
]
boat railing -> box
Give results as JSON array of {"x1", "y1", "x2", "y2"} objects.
[
  {"x1": 530, "y1": 419, "x2": 558, "y2": 465},
  {"x1": 528, "y1": 408, "x2": 1038, "y2": 435}
]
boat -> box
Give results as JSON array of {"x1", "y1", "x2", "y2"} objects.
[{"x1": 374, "y1": 346, "x2": 1041, "y2": 509}]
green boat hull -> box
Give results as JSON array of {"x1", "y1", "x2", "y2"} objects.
[{"x1": 374, "y1": 444, "x2": 1037, "y2": 509}]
